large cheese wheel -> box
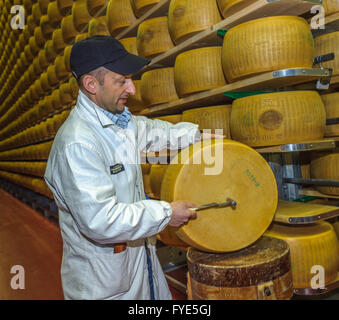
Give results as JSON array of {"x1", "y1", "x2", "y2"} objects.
[
  {"x1": 187, "y1": 236, "x2": 293, "y2": 300},
  {"x1": 34, "y1": 26, "x2": 46, "y2": 49},
  {"x1": 40, "y1": 14, "x2": 54, "y2": 39},
  {"x1": 217, "y1": 0, "x2": 254, "y2": 18},
  {"x1": 72, "y1": 0, "x2": 92, "y2": 32},
  {"x1": 310, "y1": 150, "x2": 339, "y2": 196},
  {"x1": 87, "y1": 0, "x2": 109, "y2": 17},
  {"x1": 47, "y1": 1, "x2": 63, "y2": 28},
  {"x1": 182, "y1": 105, "x2": 232, "y2": 138},
  {"x1": 160, "y1": 139, "x2": 278, "y2": 252},
  {"x1": 141, "y1": 163, "x2": 152, "y2": 195},
  {"x1": 222, "y1": 16, "x2": 314, "y2": 83},
  {"x1": 29, "y1": 36, "x2": 40, "y2": 55},
  {"x1": 149, "y1": 164, "x2": 168, "y2": 199},
  {"x1": 88, "y1": 16, "x2": 109, "y2": 36},
  {"x1": 59, "y1": 77, "x2": 79, "y2": 105},
  {"x1": 321, "y1": 92, "x2": 339, "y2": 137},
  {"x1": 323, "y1": 0, "x2": 339, "y2": 15},
  {"x1": 265, "y1": 222, "x2": 339, "y2": 289},
  {"x1": 168, "y1": 0, "x2": 222, "y2": 44},
  {"x1": 38, "y1": 49, "x2": 49, "y2": 70},
  {"x1": 126, "y1": 80, "x2": 144, "y2": 112},
  {"x1": 44, "y1": 39, "x2": 58, "y2": 62},
  {"x1": 40, "y1": 72, "x2": 53, "y2": 91},
  {"x1": 155, "y1": 114, "x2": 182, "y2": 124},
  {"x1": 47, "y1": 65, "x2": 58, "y2": 86},
  {"x1": 136, "y1": 16, "x2": 174, "y2": 59},
  {"x1": 33, "y1": 57, "x2": 44, "y2": 76},
  {"x1": 52, "y1": 28, "x2": 66, "y2": 54},
  {"x1": 130, "y1": 0, "x2": 160, "y2": 17},
  {"x1": 140, "y1": 68, "x2": 179, "y2": 107},
  {"x1": 57, "y1": 0, "x2": 73, "y2": 16},
  {"x1": 119, "y1": 37, "x2": 138, "y2": 55},
  {"x1": 61, "y1": 15, "x2": 79, "y2": 44},
  {"x1": 174, "y1": 47, "x2": 226, "y2": 97},
  {"x1": 230, "y1": 91, "x2": 326, "y2": 147},
  {"x1": 106, "y1": 0, "x2": 136, "y2": 37},
  {"x1": 314, "y1": 31, "x2": 339, "y2": 77}
]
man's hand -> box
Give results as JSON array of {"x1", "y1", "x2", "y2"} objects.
[
  {"x1": 200, "y1": 132, "x2": 226, "y2": 140},
  {"x1": 169, "y1": 200, "x2": 197, "y2": 227}
]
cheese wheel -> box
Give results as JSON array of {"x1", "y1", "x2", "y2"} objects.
[
  {"x1": 63, "y1": 45, "x2": 72, "y2": 72},
  {"x1": 140, "y1": 68, "x2": 179, "y2": 107},
  {"x1": 119, "y1": 37, "x2": 138, "y2": 55},
  {"x1": 59, "y1": 78, "x2": 79, "y2": 105},
  {"x1": 87, "y1": 0, "x2": 109, "y2": 16},
  {"x1": 157, "y1": 226, "x2": 189, "y2": 250},
  {"x1": 24, "y1": 44, "x2": 34, "y2": 62},
  {"x1": 47, "y1": 1, "x2": 63, "y2": 28},
  {"x1": 51, "y1": 89, "x2": 63, "y2": 110},
  {"x1": 40, "y1": 14, "x2": 54, "y2": 39},
  {"x1": 323, "y1": 0, "x2": 339, "y2": 15},
  {"x1": 106, "y1": 0, "x2": 136, "y2": 37},
  {"x1": 75, "y1": 33, "x2": 88, "y2": 42},
  {"x1": 44, "y1": 39, "x2": 58, "y2": 62},
  {"x1": 39, "y1": 0, "x2": 49, "y2": 14},
  {"x1": 310, "y1": 150, "x2": 339, "y2": 195},
  {"x1": 168, "y1": 0, "x2": 222, "y2": 44},
  {"x1": 160, "y1": 139, "x2": 278, "y2": 252},
  {"x1": 182, "y1": 105, "x2": 232, "y2": 137},
  {"x1": 47, "y1": 65, "x2": 58, "y2": 86},
  {"x1": 155, "y1": 114, "x2": 182, "y2": 124},
  {"x1": 265, "y1": 222, "x2": 339, "y2": 289},
  {"x1": 72, "y1": 0, "x2": 92, "y2": 32},
  {"x1": 38, "y1": 49, "x2": 49, "y2": 69},
  {"x1": 217, "y1": 0, "x2": 254, "y2": 18},
  {"x1": 126, "y1": 80, "x2": 144, "y2": 112},
  {"x1": 88, "y1": 16, "x2": 109, "y2": 36},
  {"x1": 141, "y1": 163, "x2": 152, "y2": 175},
  {"x1": 321, "y1": 92, "x2": 339, "y2": 137},
  {"x1": 333, "y1": 219, "x2": 339, "y2": 240},
  {"x1": 222, "y1": 16, "x2": 314, "y2": 83},
  {"x1": 57, "y1": 0, "x2": 73, "y2": 16},
  {"x1": 149, "y1": 164, "x2": 168, "y2": 199},
  {"x1": 230, "y1": 91, "x2": 326, "y2": 147},
  {"x1": 52, "y1": 28, "x2": 66, "y2": 54},
  {"x1": 61, "y1": 15, "x2": 79, "y2": 44},
  {"x1": 29, "y1": 36, "x2": 40, "y2": 55},
  {"x1": 174, "y1": 47, "x2": 226, "y2": 97},
  {"x1": 314, "y1": 31, "x2": 339, "y2": 77},
  {"x1": 136, "y1": 16, "x2": 174, "y2": 59},
  {"x1": 40, "y1": 72, "x2": 52, "y2": 91},
  {"x1": 34, "y1": 26, "x2": 46, "y2": 49},
  {"x1": 130, "y1": 0, "x2": 160, "y2": 17},
  {"x1": 33, "y1": 57, "x2": 44, "y2": 76}
]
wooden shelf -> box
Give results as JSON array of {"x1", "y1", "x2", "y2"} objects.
[
  {"x1": 138, "y1": 68, "x2": 330, "y2": 116},
  {"x1": 299, "y1": 188, "x2": 339, "y2": 200}
]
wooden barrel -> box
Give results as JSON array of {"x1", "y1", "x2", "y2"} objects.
[
  {"x1": 72, "y1": 0, "x2": 92, "y2": 32},
  {"x1": 174, "y1": 47, "x2": 226, "y2": 97},
  {"x1": 310, "y1": 150, "x2": 339, "y2": 196},
  {"x1": 126, "y1": 80, "x2": 144, "y2": 112},
  {"x1": 61, "y1": 15, "x2": 79, "y2": 44},
  {"x1": 88, "y1": 16, "x2": 109, "y2": 36},
  {"x1": 130, "y1": 0, "x2": 160, "y2": 17},
  {"x1": 106, "y1": 0, "x2": 136, "y2": 37},
  {"x1": 314, "y1": 31, "x2": 339, "y2": 77},
  {"x1": 168, "y1": 0, "x2": 222, "y2": 44},
  {"x1": 140, "y1": 67, "x2": 179, "y2": 107},
  {"x1": 87, "y1": 0, "x2": 109, "y2": 16},
  {"x1": 230, "y1": 91, "x2": 326, "y2": 147},
  {"x1": 222, "y1": 16, "x2": 314, "y2": 83},
  {"x1": 182, "y1": 105, "x2": 232, "y2": 138},
  {"x1": 187, "y1": 236, "x2": 293, "y2": 300},
  {"x1": 160, "y1": 139, "x2": 278, "y2": 253},
  {"x1": 323, "y1": 0, "x2": 339, "y2": 15},
  {"x1": 119, "y1": 37, "x2": 138, "y2": 55},
  {"x1": 136, "y1": 16, "x2": 174, "y2": 59},
  {"x1": 321, "y1": 92, "x2": 339, "y2": 137},
  {"x1": 265, "y1": 222, "x2": 339, "y2": 289}
]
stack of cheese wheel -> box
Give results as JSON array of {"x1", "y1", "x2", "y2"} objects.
[
  {"x1": 174, "y1": 47, "x2": 226, "y2": 97},
  {"x1": 149, "y1": 164, "x2": 168, "y2": 199},
  {"x1": 217, "y1": 0, "x2": 256, "y2": 18},
  {"x1": 136, "y1": 17, "x2": 174, "y2": 58},
  {"x1": 61, "y1": 15, "x2": 79, "y2": 44},
  {"x1": 126, "y1": 80, "x2": 144, "y2": 112},
  {"x1": 87, "y1": 0, "x2": 109, "y2": 16},
  {"x1": 310, "y1": 150, "x2": 339, "y2": 196},
  {"x1": 88, "y1": 16, "x2": 109, "y2": 36},
  {"x1": 222, "y1": 16, "x2": 314, "y2": 83},
  {"x1": 119, "y1": 37, "x2": 138, "y2": 55},
  {"x1": 321, "y1": 92, "x2": 339, "y2": 137},
  {"x1": 72, "y1": 0, "x2": 92, "y2": 32},
  {"x1": 160, "y1": 139, "x2": 278, "y2": 252},
  {"x1": 106, "y1": 0, "x2": 136, "y2": 37},
  {"x1": 155, "y1": 114, "x2": 182, "y2": 124},
  {"x1": 323, "y1": 0, "x2": 339, "y2": 15},
  {"x1": 168, "y1": 0, "x2": 222, "y2": 44},
  {"x1": 141, "y1": 163, "x2": 152, "y2": 195},
  {"x1": 265, "y1": 222, "x2": 339, "y2": 289},
  {"x1": 57, "y1": 0, "x2": 73, "y2": 16},
  {"x1": 230, "y1": 91, "x2": 326, "y2": 147},
  {"x1": 52, "y1": 28, "x2": 66, "y2": 54},
  {"x1": 314, "y1": 31, "x2": 339, "y2": 77},
  {"x1": 130, "y1": 0, "x2": 160, "y2": 17},
  {"x1": 182, "y1": 105, "x2": 232, "y2": 138},
  {"x1": 47, "y1": 1, "x2": 63, "y2": 28},
  {"x1": 140, "y1": 68, "x2": 179, "y2": 107},
  {"x1": 187, "y1": 236, "x2": 293, "y2": 300}
]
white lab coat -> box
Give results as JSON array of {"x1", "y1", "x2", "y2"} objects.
[{"x1": 44, "y1": 90, "x2": 200, "y2": 300}]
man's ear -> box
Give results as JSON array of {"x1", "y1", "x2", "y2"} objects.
[{"x1": 82, "y1": 75, "x2": 97, "y2": 95}]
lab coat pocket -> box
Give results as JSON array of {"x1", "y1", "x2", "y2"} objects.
[{"x1": 90, "y1": 248, "x2": 131, "y2": 299}]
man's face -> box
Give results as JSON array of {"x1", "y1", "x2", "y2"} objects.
[{"x1": 95, "y1": 70, "x2": 136, "y2": 114}]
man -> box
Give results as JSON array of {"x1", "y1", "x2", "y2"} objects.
[{"x1": 44, "y1": 35, "x2": 213, "y2": 300}]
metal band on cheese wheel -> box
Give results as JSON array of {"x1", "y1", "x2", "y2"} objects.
[
  {"x1": 321, "y1": 92, "x2": 339, "y2": 137},
  {"x1": 160, "y1": 139, "x2": 278, "y2": 253}
]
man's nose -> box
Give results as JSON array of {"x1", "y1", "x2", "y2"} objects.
[{"x1": 125, "y1": 79, "x2": 136, "y2": 95}]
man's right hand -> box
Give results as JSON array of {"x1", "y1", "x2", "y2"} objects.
[{"x1": 169, "y1": 200, "x2": 197, "y2": 227}]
